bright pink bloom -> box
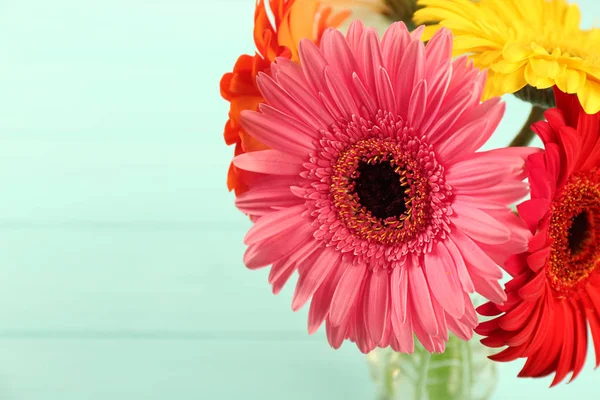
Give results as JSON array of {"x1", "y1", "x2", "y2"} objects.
[{"x1": 235, "y1": 21, "x2": 534, "y2": 353}]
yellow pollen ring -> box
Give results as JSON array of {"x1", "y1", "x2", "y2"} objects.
[{"x1": 330, "y1": 138, "x2": 429, "y2": 245}]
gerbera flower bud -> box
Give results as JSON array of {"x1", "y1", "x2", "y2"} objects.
[
  {"x1": 476, "y1": 88, "x2": 600, "y2": 385},
  {"x1": 234, "y1": 20, "x2": 535, "y2": 353},
  {"x1": 414, "y1": 0, "x2": 600, "y2": 113},
  {"x1": 220, "y1": 0, "x2": 349, "y2": 195}
]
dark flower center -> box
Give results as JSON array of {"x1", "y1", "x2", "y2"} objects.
[
  {"x1": 568, "y1": 210, "x2": 591, "y2": 255},
  {"x1": 353, "y1": 161, "x2": 408, "y2": 220},
  {"x1": 547, "y1": 171, "x2": 600, "y2": 294}
]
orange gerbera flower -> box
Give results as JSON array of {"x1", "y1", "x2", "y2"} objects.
[{"x1": 220, "y1": 0, "x2": 350, "y2": 195}]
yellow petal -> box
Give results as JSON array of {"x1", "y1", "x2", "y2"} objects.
[
  {"x1": 500, "y1": 66, "x2": 527, "y2": 94},
  {"x1": 482, "y1": 72, "x2": 503, "y2": 100},
  {"x1": 421, "y1": 24, "x2": 442, "y2": 41},
  {"x1": 564, "y1": 4, "x2": 582, "y2": 33},
  {"x1": 529, "y1": 58, "x2": 563, "y2": 79},
  {"x1": 452, "y1": 35, "x2": 501, "y2": 56},
  {"x1": 555, "y1": 69, "x2": 587, "y2": 94},
  {"x1": 578, "y1": 79, "x2": 600, "y2": 114},
  {"x1": 478, "y1": 50, "x2": 503, "y2": 67},
  {"x1": 491, "y1": 59, "x2": 527, "y2": 74},
  {"x1": 502, "y1": 42, "x2": 531, "y2": 63},
  {"x1": 530, "y1": 42, "x2": 549, "y2": 56},
  {"x1": 524, "y1": 63, "x2": 555, "y2": 89}
]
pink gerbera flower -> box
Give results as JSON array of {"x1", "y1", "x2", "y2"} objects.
[{"x1": 234, "y1": 20, "x2": 535, "y2": 353}]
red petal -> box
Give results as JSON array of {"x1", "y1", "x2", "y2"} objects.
[
  {"x1": 517, "y1": 198, "x2": 550, "y2": 233},
  {"x1": 488, "y1": 343, "x2": 525, "y2": 362},
  {"x1": 498, "y1": 299, "x2": 536, "y2": 331},
  {"x1": 550, "y1": 301, "x2": 575, "y2": 386},
  {"x1": 517, "y1": 271, "x2": 547, "y2": 301},
  {"x1": 505, "y1": 300, "x2": 542, "y2": 347},
  {"x1": 476, "y1": 301, "x2": 501, "y2": 316},
  {"x1": 475, "y1": 318, "x2": 500, "y2": 336},
  {"x1": 569, "y1": 299, "x2": 588, "y2": 382},
  {"x1": 504, "y1": 253, "x2": 527, "y2": 278},
  {"x1": 526, "y1": 246, "x2": 552, "y2": 272}
]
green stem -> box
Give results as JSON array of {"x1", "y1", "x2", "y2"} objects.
[
  {"x1": 508, "y1": 105, "x2": 546, "y2": 147},
  {"x1": 415, "y1": 352, "x2": 431, "y2": 400},
  {"x1": 462, "y1": 339, "x2": 473, "y2": 400},
  {"x1": 382, "y1": 360, "x2": 396, "y2": 400}
]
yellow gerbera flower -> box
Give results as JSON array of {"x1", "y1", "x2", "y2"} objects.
[{"x1": 414, "y1": 0, "x2": 600, "y2": 113}]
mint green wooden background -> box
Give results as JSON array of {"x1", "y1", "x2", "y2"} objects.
[{"x1": 0, "y1": 0, "x2": 598, "y2": 398}]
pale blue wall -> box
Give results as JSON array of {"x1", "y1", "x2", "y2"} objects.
[{"x1": 0, "y1": 0, "x2": 599, "y2": 398}]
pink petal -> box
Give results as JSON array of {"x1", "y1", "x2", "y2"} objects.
[
  {"x1": 424, "y1": 28, "x2": 452, "y2": 83},
  {"x1": 274, "y1": 71, "x2": 335, "y2": 129},
  {"x1": 258, "y1": 72, "x2": 328, "y2": 130},
  {"x1": 412, "y1": 311, "x2": 436, "y2": 353},
  {"x1": 446, "y1": 313, "x2": 474, "y2": 341},
  {"x1": 351, "y1": 72, "x2": 377, "y2": 114},
  {"x1": 443, "y1": 238, "x2": 474, "y2": 293},
  {"x1": 326, "y1": 315, "x2": 350, "y2": 349},
  {"x1": 445, "y1": 159, "x2": 514, "y2": 190},
  {"x1": 272, "y1": 57, "x2": 308, "y2": 87},
  {"x1": 395, "y1": 38, "x2": 424, "y2": 118},
  {"x1": 359, "y1": 28, "x2": 383, "y2": 102},
  {"x1": 452, "y1": 195, "x2": 509, "y2": 212},
  {"x1": 324, "y1": 66, "x2": 359, "y2": 117},
  {"x1": 436, "y1": 117, "x2": 490, "y2": 160},
  {"x1": 390, "y1": 303, "x2": 414, "y2": 353},
  {"x1": 308, "y1": 261, "x2": 345, "y2": 334},
  {"x1": 407, "y1": 79, "x2": 428, "y2": 130},
  {"x1": 430, "y1": 295, "x2": 449, "y2": 341},
  {"x1": 345, "y1": 20, "x2": 365, "y2": 55},
  {"x1": 259, "y1": 103, "x2": 322, "y2": 139},
  {"x1": 375, "y1": 66, "x2": 396, "y2": 113},
  {"x1": 449, "y1": 230, "x2": 503, "y2": 279},
  {"x1": 235, "y1": 187, "x2": 302, "y2": 216},
  {"x1": 407, "y1": 260, "x2": 438, "y2": 335},
  {"x1": 292, "y1": 247, "x2": 342, "y2": 311},
  {"x1": 450, "y1": 202, "x2": 511, "y2": 245},
  {"x1": 320, "y1": 29, "x2": 359, "y2": 88},
  {"x1": 244, "y1": 204, "x2": 307, "y2": 245},
  {"x1": 298, "y1": 39, "x2": 330, "y2": 96},
  {"x1": 329, "y1": 263, "x2": 368, "y2": 326},
  {"x1": 269, "y1": 259, "x2": 298, "y2": 295},
  {"x1": 240, "y1": 110, "x2": 314, "y2": 156},
  {"x1": 234, "y1": 150, "x2": 305, "y2": 175},
  {"x1": 366, "y1": 268, "x2": 390, "y2": 344},
  {"x1": 471, "y1": 273, "x2": 507, "y2": 304},
  {"x1": 443, "y1": 98, "x2": 505, "y2": 162},
  {"x1": 390, "y1": 266, "x2": 408, "y2": 323},
  {"x1": 243, "y1": 223, "x2": 314, "y2": 269},
  {"x1": 424, "y1": 242, "x2": 465, "y2": 318},
  {"x1": 457, "y1": 180, "x2": 529, "y2": 204},
  {"x1": 425, "y1": 82, "x2": 482, "y2": 146},
  {"x1": 355, "y1": 285, "x2": 376, "y2": 354},
  {"x1": 381, "y1": 22, "x2": 411, "y2": 85}
]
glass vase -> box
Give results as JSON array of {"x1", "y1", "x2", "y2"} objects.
[{"x1": 367, "y1": 333, "x2": 498, "y2": 400}]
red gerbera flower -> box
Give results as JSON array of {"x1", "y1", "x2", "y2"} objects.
[{"x1": 476, "y1": 88, "x2": 600, "y2": 385}]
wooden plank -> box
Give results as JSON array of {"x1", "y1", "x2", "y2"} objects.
[
  {"x1": 0, "y1": 227, "x2": 331, "y2": 334},
  {"x1": 0, "y1": 339, "x2": 372, "y2": 400}
]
